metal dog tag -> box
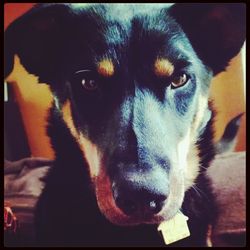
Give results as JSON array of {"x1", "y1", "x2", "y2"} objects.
[{"x1": 158, "y1": 212, "x2": 190, "y2": 245}]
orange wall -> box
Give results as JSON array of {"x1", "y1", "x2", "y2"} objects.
[
  {"x1": 4, "y1": 3, "x2": 35, "y2": 29},
  {"x1": 4, "y1": 3, "x2": 246, "y2": 159},
  {"x1": 210, "y1": 51, "x2": 246, "y2": 152},
  {"x1": 6, "y1": 56, "x2": 55, "y2": 159},
  {"x1": 5, "y1": 3, "x2": 55, "y2": 159}
]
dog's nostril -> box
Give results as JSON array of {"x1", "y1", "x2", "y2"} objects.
[{"x1": 116, "y1": 198, "x2": 137, "y2": 216}]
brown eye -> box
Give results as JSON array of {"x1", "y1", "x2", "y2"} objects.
[
  {"x1": 171, "y1": 73, "x2": 189, "y2": 89},
  {"x1": 73, "y1": 70, "x2": 98, "y2": 91},
  {"x1": 81, "y1": 79, "x2": 97, "y2": 90}
]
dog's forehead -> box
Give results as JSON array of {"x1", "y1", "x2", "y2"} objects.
[
  {"x1": 71, "y1": 4, "x2": 180, "y2": 43},
  {"x1": 71, "y1": 3, "x2": 174, "y2": 20},
  {"x1": 104, "y1": 3, "x2": 174, "y2": 23},
  {"x1": 71, "y1": 4, "x2": 193, "y2": 64}
]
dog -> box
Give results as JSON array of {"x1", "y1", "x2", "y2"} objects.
[{"x1": 4, "y1": 3, "x2": 245, "y2": 247}]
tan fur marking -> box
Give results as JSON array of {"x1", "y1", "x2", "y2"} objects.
[
  {"x1": 192, "y1": 95, "x2": 208, "y2": 134},
  {"x1": 184, "y1": 95, "x2": 209, "y2": 190},
  {"x1": 154, "y1": 58, "x2": 174, "y2": 77},
  {"x1": 158, "y1": 167, "x2": 185, "y2": 222},
  {"x1": 185, "y1": 142, "x2": 200, "y2": 190},
  {"x1": 175, "y1": 125, "x2": 201, "y2": 191},
  {"x1": 61, "y1": 101, "x2": 78, "y2": 138},
  {"x1": 97, "y1": 59, "x2": 114, "y2": 77},
  {"x1": 61, "y1": 101, "x2": 101, "y2": 178},
  {"x1": 206, "y1": 224, "x2": 213, "y2": 247},
  {"x1": 177, "y1": 129, "x2": 198, "y2": 190}
]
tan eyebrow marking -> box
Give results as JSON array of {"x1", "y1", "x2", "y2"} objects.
[
  {"x1": 154, "y1": 58, "x2": 174, "y2": 77},
  {"x1": 97, "y1": 59, "x2": 115, "y2": 77}
]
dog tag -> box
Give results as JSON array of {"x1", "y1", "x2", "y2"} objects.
[{"x1": 157, "y1": 212, "x2": 190, "y2": 245}]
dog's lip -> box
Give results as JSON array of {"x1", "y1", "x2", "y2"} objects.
[
  {"x1": 113, "y1": 203, "x2": 180, "y2": 225},
  {"x1": 129, "y1": 212, "x2": 156, "y2": 222},
  {"x1": 122, "y1": 212, "x2": 176, "y2": 225}
]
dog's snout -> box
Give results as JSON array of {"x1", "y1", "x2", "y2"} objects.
[{"x1": 112, "y1": 171, "x2": 169, "y2": 217}]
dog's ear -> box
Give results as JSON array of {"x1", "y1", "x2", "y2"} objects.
[
  {"x1": 169, "y1": 3, "x2": 246, "y2": 75},
  {"x1": 4, "y1": 4, "x2": 75, "y2": 83}
]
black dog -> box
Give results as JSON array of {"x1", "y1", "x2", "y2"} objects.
[{"x1": 5, "y1": 3, "x2": 245, "y2": 247}]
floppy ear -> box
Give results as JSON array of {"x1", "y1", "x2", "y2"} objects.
[
  {"x1": 4, "y1": 4, "x2": 75, "y2": 83},
  {"x1": 169, "y1": 3, "x2": 246, "y2": 75}
]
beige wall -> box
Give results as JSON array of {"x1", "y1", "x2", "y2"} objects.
[{"x1": 210, "y1": 49, "x2": 245, "y2": 152}]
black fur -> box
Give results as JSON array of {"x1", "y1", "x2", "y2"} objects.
[{"x1": 4, "y1": 3, "x2": 245, "y2": 246}]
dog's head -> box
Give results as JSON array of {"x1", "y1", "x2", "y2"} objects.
[{"x1": 5, "y1": 3, "x2": 245, "y2": 225}]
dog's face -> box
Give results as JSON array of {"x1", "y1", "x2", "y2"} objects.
[
  {"x1": 62, "y1": 5, "x2": 213, "y2": 225},
  {"x1": 5, "y1": 3, "x2": 245, "y2": 226}
]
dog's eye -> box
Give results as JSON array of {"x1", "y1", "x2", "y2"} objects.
[
  {"x1": 81, "y1": 79, "x2": 97, "y2": 91},
  {"x1": 171, "y1": 73, "x2": 189, "y2": 89},
  {"x1": 73, "y1": 70, "x2": 97, "y2": 91}
]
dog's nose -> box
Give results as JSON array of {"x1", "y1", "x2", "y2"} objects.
[
  {"x1": 112, "y1": 174, "x2": 168, "y2": 217},
  {"x1": 115, "y1": 191, "x2": 166, "y2": 216}
]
